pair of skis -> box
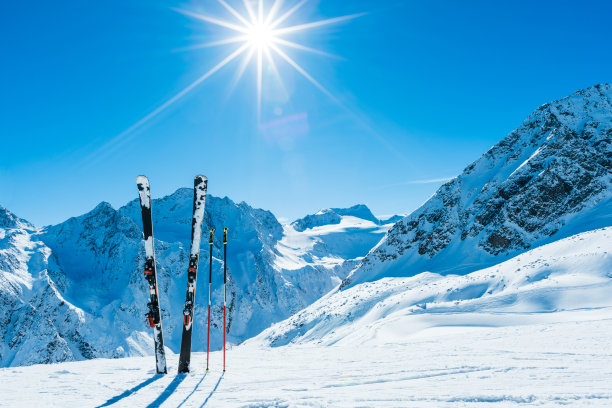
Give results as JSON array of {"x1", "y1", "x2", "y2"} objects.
[
  {"x1": 137, "y1": 175, "x2": 207, "y2": 375},
  {"x1": 137, "y1": 175, "x2": 227, "y2": 374},
  {"x1": 205, "y1": 227, "x2": 228, "y2": 373}
]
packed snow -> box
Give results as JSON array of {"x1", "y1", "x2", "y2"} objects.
[{"x1": 1, "y1": 313, "x2": 611, "y2": 407}]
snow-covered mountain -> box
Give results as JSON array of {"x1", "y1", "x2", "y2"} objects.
[
  {"x1": 2, "y1": 84, "x2": 610, "y2": 368},
  {"x1": 255, "y1": 226, "x2": 612, "y2": 347},
  {"x1": 291, "y1": 204, "x2": 386, "y2": 231},
  {"x1": 343, "y1": 83, "x2": 612, "y2": 288},
  {"x1": 0, "y1": 195, "x2": 393, "y2": 367}
]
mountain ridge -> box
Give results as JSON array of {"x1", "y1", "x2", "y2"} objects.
[
  {"x1": 0, "y1": 191, "x2": 390, "y2": 367},
  {"x1": 342, "y1": 83, "x2": 612, "y2": 288},
  {"x1": 1, "y1": 83, "x2": 610, "y2": 367}
]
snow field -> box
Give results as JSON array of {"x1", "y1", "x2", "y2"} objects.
[
  {"x1": 3, "y1": 226, "x2": 612, "y2": 407},
  {"x1": 2, "y1": 309, "x2": 612, "y2": 407}
]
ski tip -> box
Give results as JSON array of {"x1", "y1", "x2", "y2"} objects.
[
  {"x1": 136, "y1": 175, "x2": 149, "y2": 185},
  {"x1": 195, "y1": 174, "x2": 208, "y2": 183}
]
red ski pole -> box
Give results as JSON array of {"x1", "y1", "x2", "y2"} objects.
[
  {"x1": 206, "y1": 228, "x2": 214, "y2": 372},
  {"x1": 223, "y1": 227, "x2": 227, "y2": 372}
]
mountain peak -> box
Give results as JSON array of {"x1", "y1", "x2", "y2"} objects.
[
  {"x1": 331, "y1": 204, "x2": 379, "y2": 224},
  {"x1": 292, "y1": 204, "x2": 402, "y2": 231},
  {"x1": 342, "y1": 83, "x2": 612, "y2": 288},
  {"x1": 0, "y1": 205, "x2": 34, "y2": 229}
]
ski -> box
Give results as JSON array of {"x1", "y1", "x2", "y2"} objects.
[
  {"x1": 177, "y1": 175, "x2": 208, "y2": 373},
  {"x1": 206, "y1": 228, "x2": 214, "y2": 372},
  {"x1": 136, "y1": 175, "x2": 167, "y2": 375},
  {"x1": 223, "y1": 227, "x2": 227, "y2": 372}
]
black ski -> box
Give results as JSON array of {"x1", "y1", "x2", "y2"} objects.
[
  {"x1": 136, "y1": 175, "x2": 167, "y2": 375},
  {"x1": 178, "y1": 175, "x2": 208, "y2": 373}
]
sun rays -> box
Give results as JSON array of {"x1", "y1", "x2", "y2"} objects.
[
  {"x1": 173, "y1": 0, "x2": 363, "y2": 120},
  {"x1": 82, "y1": 0, "x2": 362, "y2": 166}
]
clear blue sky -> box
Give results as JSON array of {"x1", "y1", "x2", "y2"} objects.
[{"x1": 1, "y1": 0, "x2": 611, "y2": 226}]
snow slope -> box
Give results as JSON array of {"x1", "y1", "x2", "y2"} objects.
[
  {"x1": 2, "y1": 297, "x2": 612, "y2": 405},
  {"x1": 344, "y1": 83, "x2": 612, "y2": 287},
  {"x1": 256, "y1": 226, "x2": 612, "y2": 347},
  {"x1": 2, "y1": 227, "x2": 611, "y2": 406},
  {"x1": 0, "y1": 197, "x2": 393, "y2": 367}
]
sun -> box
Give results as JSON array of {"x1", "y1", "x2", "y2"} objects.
[
  {"x1": 248, "y1": 22, "x2": 275, "y2": 49},
  {"x1": 96, "y1": 0, "x2": 362, "y2": 151},
  {"x1": 82, "y1": 1, "x2": 362, "y2": 166},
  {"x1": 170, "y1": 0, "x2": 364, "y2": 121}
]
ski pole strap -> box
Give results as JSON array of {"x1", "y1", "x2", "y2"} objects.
[
  {"x1": 223, "y1": 228, "x2": 227, "y2": 244},
  {"x1": 209, "y1": 228, "x2": 215, "y2": 244}
]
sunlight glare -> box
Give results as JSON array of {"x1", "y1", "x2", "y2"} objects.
[{"x1": 248, "y1": 22, "x2": 275, "y2": 49}]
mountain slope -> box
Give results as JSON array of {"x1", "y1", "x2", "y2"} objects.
[
  {"x1": 256, "y1": 226, "x2": 612, "y2": 347},
  {"x1": 343, "y1": 83, "x2": 612, "y2": 287},
  {"x1": 0, "y1": 206, "x2": 98, "y2": 367},
  {"x1": 0, "y1": 194, "x2": 393, "y2": 367}
]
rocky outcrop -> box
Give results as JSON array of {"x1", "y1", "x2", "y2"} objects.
[{"x1": 344, "y1": 84, "x2": 612, "y2": 287}]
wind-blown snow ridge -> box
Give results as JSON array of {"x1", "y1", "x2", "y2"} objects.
[{"x1": 343, "y1": 83, "x2": 612, "y2": 287}]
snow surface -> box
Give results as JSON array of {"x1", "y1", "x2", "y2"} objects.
[
  {"x1": 258, "y1": 227, "x2": 612, "y2": 347},
  {"x1": 275, "y1": 215, "x2": 392, "y2": 271},
  {"x1": 2, "y1": 227, "x2": 611, "y2": 407},
  {"x1": 2, "y1": 314, "x2": 611, "y2": 407}
]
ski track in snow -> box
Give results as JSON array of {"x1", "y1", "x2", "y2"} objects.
[{"x1": 2, "y1": 310, "x2": 612, "y2": 407}]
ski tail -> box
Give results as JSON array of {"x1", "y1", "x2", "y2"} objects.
[
  {"x1": 178, "y1": 175, "x2": 208, "y2": 374},
  {"x1": 136, "y1": 175, "x2": 167, "y2": 375}
]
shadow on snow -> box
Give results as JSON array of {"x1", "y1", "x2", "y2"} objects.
[
  {"x1": 146, "y1": 374, "x2": 188, "y2": 408},
  {"x1": 96, "y1": 374, "x2": 163, "y2": 407},
  {"x1": 201, "y1": 372, "x2": 224, "y2": 407},
  {"x1": 176, "y1": 372, "x2": 208, "y2": 408}
]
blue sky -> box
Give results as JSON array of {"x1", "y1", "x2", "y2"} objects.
[{"x1": 1, "y1": 0, "x2": 611, "y2": 226}]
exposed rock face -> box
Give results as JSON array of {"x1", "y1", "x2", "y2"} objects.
[{"x1": 343, "y1": 84, "x2": 612, "y2": 287}]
